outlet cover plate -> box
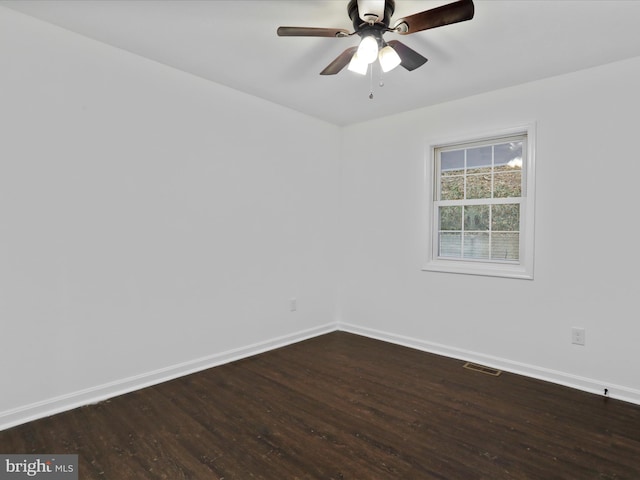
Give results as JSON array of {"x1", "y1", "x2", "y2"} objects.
[{"x1": 571, "y1": 327, "x2": 586, "y2": 346}]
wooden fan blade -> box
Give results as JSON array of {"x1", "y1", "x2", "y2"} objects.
[
  {"x1": 393, "y1": 0, "x2": 474, "y2": 35},
  {"x1": 320, "y1": 46, "x2": 359, "y2": 75},
  {"x1": 386, "y1": 40, "x2": 428, "y2": 71},
  {"x1": 277, "y1": 26, "x2": 350, "y2": 37}
]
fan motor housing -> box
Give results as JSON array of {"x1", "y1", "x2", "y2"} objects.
[{"x1": 347, "y1": 0, "x2": 395, "y2": 31}]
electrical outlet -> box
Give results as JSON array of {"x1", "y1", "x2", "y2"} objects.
[
  {"x1": 571, "y1": 327, "x2": 585, "y2": 346},
  {"x1": 290, "y1": 297, "x2": 297, "y2": 312}
]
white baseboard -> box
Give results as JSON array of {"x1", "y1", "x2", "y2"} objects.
[
  {"x1": 339, "y1": 322, "x2": 640, "y2": 406},
  {"x1": 0, "y1": 323, "x2": 337, "y2": 432},
  {"x1": 4, "y1": 321, "x2": 638, "y2": 432}
]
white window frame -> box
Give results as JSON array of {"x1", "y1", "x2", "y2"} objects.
[{"x1": 423, "y1": 124, "x2": 536, "y2": 279}]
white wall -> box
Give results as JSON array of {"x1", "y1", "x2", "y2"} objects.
[
  {"x1": 338, "y1": 56, "x2": 640, "y2": 404},
  {"x1": 0, "y1": 7, "x2": 342, "y2": 429}
]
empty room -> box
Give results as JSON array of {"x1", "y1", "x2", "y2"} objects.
[{"x1": 1, "y1": 1, "x2": 639, "y2": 478}]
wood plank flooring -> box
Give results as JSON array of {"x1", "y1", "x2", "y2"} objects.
[{"x1": 1, "y1": 331, "x2": 639, "y2": 479}]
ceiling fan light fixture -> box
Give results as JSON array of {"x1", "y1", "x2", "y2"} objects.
[
  {"x1": 357, "y1": 35, "x2": 379, "y2": 64},
  {"x1": 348, "y1": 52, "x2": 369, "y2": 75},
  {"x1": 378, "y1": 45, "x2": 401, "y2": 72}
]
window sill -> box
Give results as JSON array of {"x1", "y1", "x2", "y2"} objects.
[{"x1": 423, "y1": 259, "x2": 534, "y2": 280}]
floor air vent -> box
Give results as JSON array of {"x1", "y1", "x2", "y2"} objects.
[{"x1": 463, "y1": 362, "x2": 502, "y2": 376}]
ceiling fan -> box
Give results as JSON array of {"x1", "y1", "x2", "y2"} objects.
[{"x1": 277, "y1": 0, "x2": 474, "y2": 76}]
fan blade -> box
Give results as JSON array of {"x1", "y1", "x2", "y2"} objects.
[
  {"x1": 277, "y1": 26, "x2": 350, "y2": 37},
  {"x1": 387, "y1": 40, "x2": 428, "y2": 71},
  {"x1": 320, "y1": 46, "x2": 359, "y2": 75},
  {"x1": 393, "y1": 0, "x2": 474, "y2": 35}
]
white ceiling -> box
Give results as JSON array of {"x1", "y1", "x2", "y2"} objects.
[{"x1": 3, "y1": 0, "x2": 640, "y2": 126}]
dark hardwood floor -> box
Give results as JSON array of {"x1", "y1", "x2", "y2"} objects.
[{"x1": 2, "y1": 331, "x2": 639, "y2": 479}]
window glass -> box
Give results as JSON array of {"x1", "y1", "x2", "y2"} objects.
[{"x1": 464, "y1": 205, "x2": 490, "y2": 231}]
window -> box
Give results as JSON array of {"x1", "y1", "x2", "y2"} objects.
[{"x1": 425, "y1": 126, "x2": 535, "y2": 279}]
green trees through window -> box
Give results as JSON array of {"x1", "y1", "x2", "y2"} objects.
[{"x1": 435, "y1": 137, "x2": 525, "y2": 263}]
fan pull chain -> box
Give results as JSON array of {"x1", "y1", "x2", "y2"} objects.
[{"x1": 366, "y1": 65, "x2": 385, "y2": 100}]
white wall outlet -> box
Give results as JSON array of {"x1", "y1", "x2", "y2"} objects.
[
  {"x1": 571, "y1": 327, "x2": 586, "y2": 346},
  {"x1": 290, "y1": 297, "x2": 297, "y2": 312}
]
